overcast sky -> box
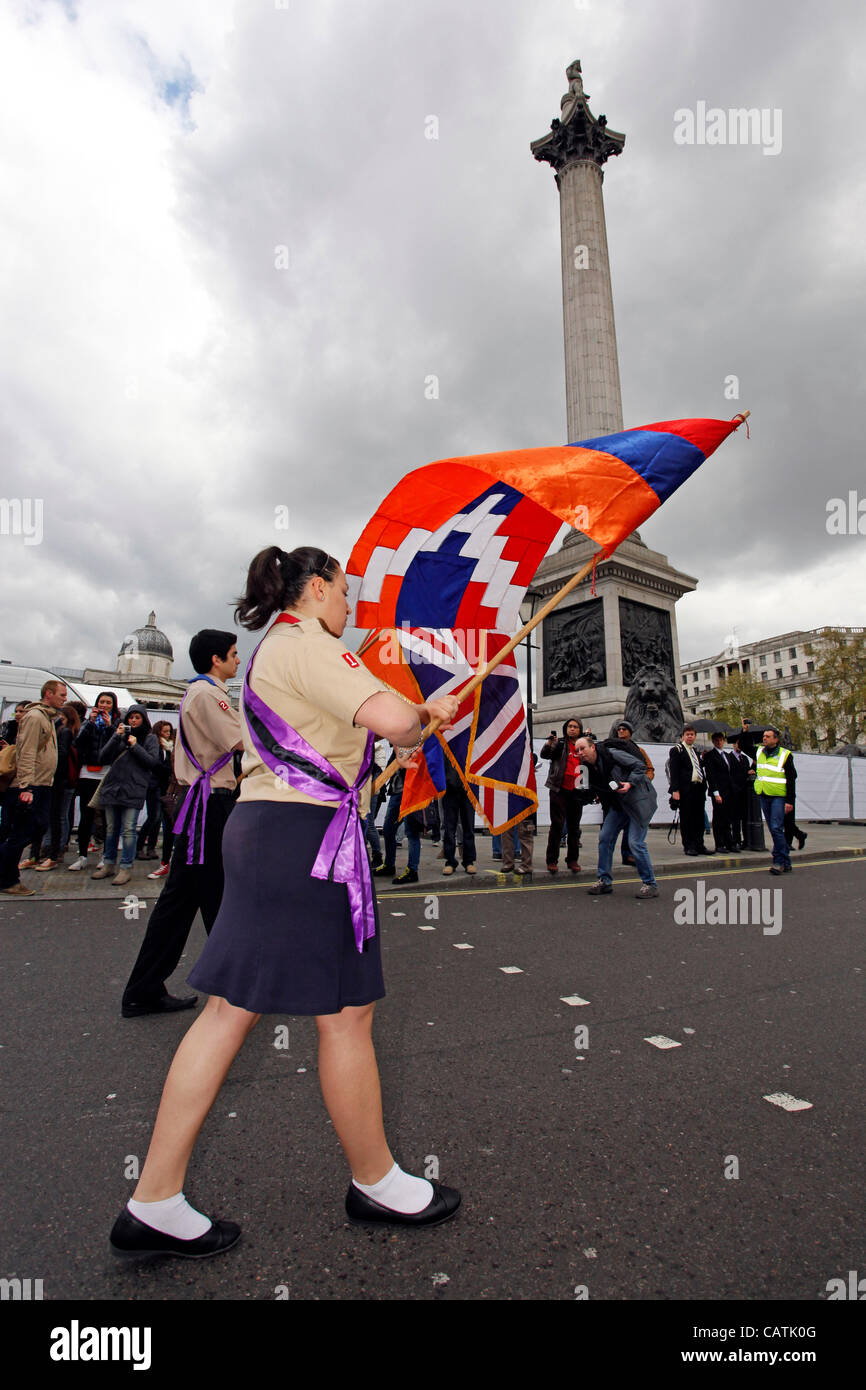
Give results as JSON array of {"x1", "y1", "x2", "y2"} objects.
[{"x1": 1, "y1": 0, "x2": 863, "y2": 682}]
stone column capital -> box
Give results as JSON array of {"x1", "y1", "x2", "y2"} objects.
[{"x1": 530, "y1": 59, "x2": 625, "y2": 175}]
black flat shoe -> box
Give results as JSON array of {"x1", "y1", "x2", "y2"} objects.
[
  {"x1": 121, "y1": 993, "x2": 198, "y2": 1018},
  {"x1": 109, "y1": 1207, "x2": 241, "y2": 1259},
  {"x1": 345, "y1": 1181, "x2": 461, "y2": 1228}
]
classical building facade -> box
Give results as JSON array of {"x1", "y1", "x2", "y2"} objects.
[
  {"x1": 53, "y1": 612, "x2": 189, "y2": 709},
  {"x1": 679, "y1": 625, "x2": 865, "y2": 723}
]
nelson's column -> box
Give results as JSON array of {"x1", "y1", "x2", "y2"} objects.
[{"x1": 529, "y1": 61, "x2": 690, "y2": 742}]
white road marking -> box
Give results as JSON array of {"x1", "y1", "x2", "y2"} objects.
[
  {"x1": 390, "y1": 912, "x2": 406, "y2": 917},
  {"x1": 560, "y1": 994, "x2": 590, "y2": 1006},
  {"x1": 763, "y1": 1092, "x2": 813, "y2": 1111},
  {"x1": 453, "y1": 942, "x2": 474, "y2": 950},
  {"x1": 683, "y1": 1027, "x2": 696, "y2": 1034},
  {"x1": 644, "y1": 1036, "x2": 681, "y2": 1049},
  {"x1": 500, "y1": 966, "x2": 523, "y2": 973},
  {"x1": 418, "y1": 925, "x2": 436, "y2": 931}
]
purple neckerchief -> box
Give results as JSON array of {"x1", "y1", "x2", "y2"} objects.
[
  {"x1": 174, "y1": 676, "x2": 234, "y2": 865},
  {"x1": 242, "y1": 624, "x2": 376, "y2": 954}
]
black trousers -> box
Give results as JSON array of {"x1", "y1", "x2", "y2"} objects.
[
  {"x1": 76, "y1": 779, "x2": 101, "y2": 856},
  {"x1": 136, "y1": 784, "x2": 162, "y2": 854},
  {"x1": 784, "y1": 807, "x2": 805, "y2": 846},
  {"x1": 727, "y1": 789, "x2": 748, "y2": 847},
  {"x1": 678, "y1": 785, "x2": 708, "y2": 852},
  {"x1": 442, "y1": 787, "x2": 476, "y2": 868},
  {"x1": 710, "y1": 795, "x2": 733, "y2": 850},
  {"x1": 546, "y1": 788, "x2": 584, "y2": 866},
  {"x1": 121, "y1": 792, "x2": 234, "y2": 1008},
  {"x1": 0, "y1": 787, "x2": 51, "y2": 888}
]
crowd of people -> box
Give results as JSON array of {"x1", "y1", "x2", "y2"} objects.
[
  {"x1": 0, "y1": 688, "x2": 178, "y2": 894},
  {"x1": 0, "y1": 548, "x2": 813, "y2": 1263}
]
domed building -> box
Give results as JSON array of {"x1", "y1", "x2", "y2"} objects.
[
  {"x1": 117, "y1": 612, "x2": 174, "y2": 680},
  {"x1": 81, "y1": 611, "x2": 189, "y2": 709}
]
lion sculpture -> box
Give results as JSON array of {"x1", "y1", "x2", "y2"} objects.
[{"x1": 622, "y1": 663, "x2": 685, "y2": 743}]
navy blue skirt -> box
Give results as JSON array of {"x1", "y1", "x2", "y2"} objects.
[{"x1": 187, "y1": 801, "x2": 385, "y2": 1015}]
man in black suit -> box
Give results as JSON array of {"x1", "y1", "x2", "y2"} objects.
[
  {"x1": 702, "y1": 731, "x2": 736, "y2": 851},
  {"x1": 725, "y1": 735, "x2": 752, "y2": 850},
  {"x1": 668, "y1": 725, "x2": 713, "y2": 856}
]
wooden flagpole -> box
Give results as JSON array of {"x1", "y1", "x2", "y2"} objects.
[
  {"x1": 371, "y1": 410, "x2": 750, "y2": 794},
  {"x1": 371, "y1": 547, "x2": 601, "y2": 793}
]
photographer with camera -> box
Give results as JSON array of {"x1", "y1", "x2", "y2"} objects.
[
  {"x1": 90, "y1": 706, "x2": 160, "y2": 886},
  {"x1": 574, "y1": 735, "x2": 659, "y2": 900},
  {"x1": 68, "y1": 692, "x2": 120, "y2": 871}
]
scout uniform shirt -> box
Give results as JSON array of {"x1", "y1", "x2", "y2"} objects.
[
  {"x1": 174, "y1": 675, "x2": 243, "y2": 790},
  {"x1": 239, "y1": 613, "x2": 390, "y2": 813}
]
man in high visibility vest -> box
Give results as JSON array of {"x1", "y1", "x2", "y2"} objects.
[{"x1": 750, "y1": 727, "x2": 796, "y2": 875}]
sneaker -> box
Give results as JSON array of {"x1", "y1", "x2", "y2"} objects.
[
  {"x1": 18, "y1": 858, "x2": 37, "y2": 871},
  {"x1": 392, "y1": 868, "x2": 418, "y2": 884},
  {"x1": 635, "y1": 884, "x2": 659, "y2": 899},
  {"x1": 769, "y1": 866, "x2": 783, "y2": 876},
  {"x1": 370, "y1": 854, "x2": 383, "y2": 869},
  {"x1": 147, "y1": 864, "x2": 170, "y2": 879},
  {"x1": 1, "y1": 883, "x2": 35, "y2": 897},
  {"x1": 90, "y1": 864, "x2": 117, "y2": 880},
  {"x1": 491, "y1": 853, "x2": 502, "y2": 861},
  {"x1": 372, "y1": 863, "x2": 396, "y2": 877},
  {"x1": 67, "y1": 856, "x2": 88, "y2": 871},
  {"x1": 465, "y1": 863, "x2": 476, "y2": 875},
  {"x1": 34, "y1": 859, "x2": 59, "y2": 871},
  {"x1": 442, "y1": 865, "x2": 455, "y2": 876},
  {"x1": 586, "y1": 880, "x2": 613, "y2": 895}
]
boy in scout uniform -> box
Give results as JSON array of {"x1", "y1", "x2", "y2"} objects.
[{"x1": 120, "y1": 630, "x2": 243, "y2": 1017}]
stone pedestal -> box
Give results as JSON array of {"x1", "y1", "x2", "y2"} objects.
[{"x1": 532, "y1": 530, "x2": 696, "y2": 737}]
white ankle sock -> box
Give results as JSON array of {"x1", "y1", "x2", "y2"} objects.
[
  {"x1": 352, "y1": 1162, "x2": 434, "y2": 1215},
  {"x1": 127, "y1": 1192, "x2": 212, "y2": 1240}
]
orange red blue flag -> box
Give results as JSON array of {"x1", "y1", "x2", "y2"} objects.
[{"x1": 347, "y1": 416, "x2": 746, "y2": 633}]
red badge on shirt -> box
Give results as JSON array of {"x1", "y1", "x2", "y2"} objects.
[
  {"x1": 218, "y1": 699, "x2": 230, "y2": 711},
  {"x1": 342, "y1": 653, "x2": 360, "y2": 668}
]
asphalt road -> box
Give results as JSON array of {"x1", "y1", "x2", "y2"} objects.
[{"x1": 1, "y1": 857, "x2": 864, "y2": 1307}]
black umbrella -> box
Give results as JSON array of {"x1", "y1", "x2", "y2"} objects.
[
  {"x1": 832, "y1": 743, "x2": 866, "y2": 757},
  {"x1": 691, "y1": 718, "x2": 736, "y2": 734}
]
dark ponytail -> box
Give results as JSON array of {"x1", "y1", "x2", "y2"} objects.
[{"x1": 234, "y1": 546, "x2": 340, "y2": 631}]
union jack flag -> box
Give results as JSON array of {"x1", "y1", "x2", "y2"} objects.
[{"x1": 358, "y1": 626, "x2": 537, "y2": 834}]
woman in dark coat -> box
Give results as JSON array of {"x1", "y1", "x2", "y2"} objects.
[
  {"x1": 91, "y1": 704, "x2": 159, "y2": 887},
  {"x1": 69, "y1": 691, "x2": 120, "y2": 870}
]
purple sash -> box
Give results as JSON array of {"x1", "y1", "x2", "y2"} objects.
[
  {"x1": 242, "y1": 623, "x2": 376, "y2": 954},
  {"x1": 174, "y1": 676, "x2": 234, "y2": 865}
]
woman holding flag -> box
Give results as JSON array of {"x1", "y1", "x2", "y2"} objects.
[{"x1": 110, "y1": 545, "x2": 461, "y2": 1260}]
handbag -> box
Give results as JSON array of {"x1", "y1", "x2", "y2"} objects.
[
  {"x1": 89, "y1": 746, "x2": 129, "y2": 809},
  {"x1": 667, "y1": 810, "x2": 680, "y2": 844}
]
